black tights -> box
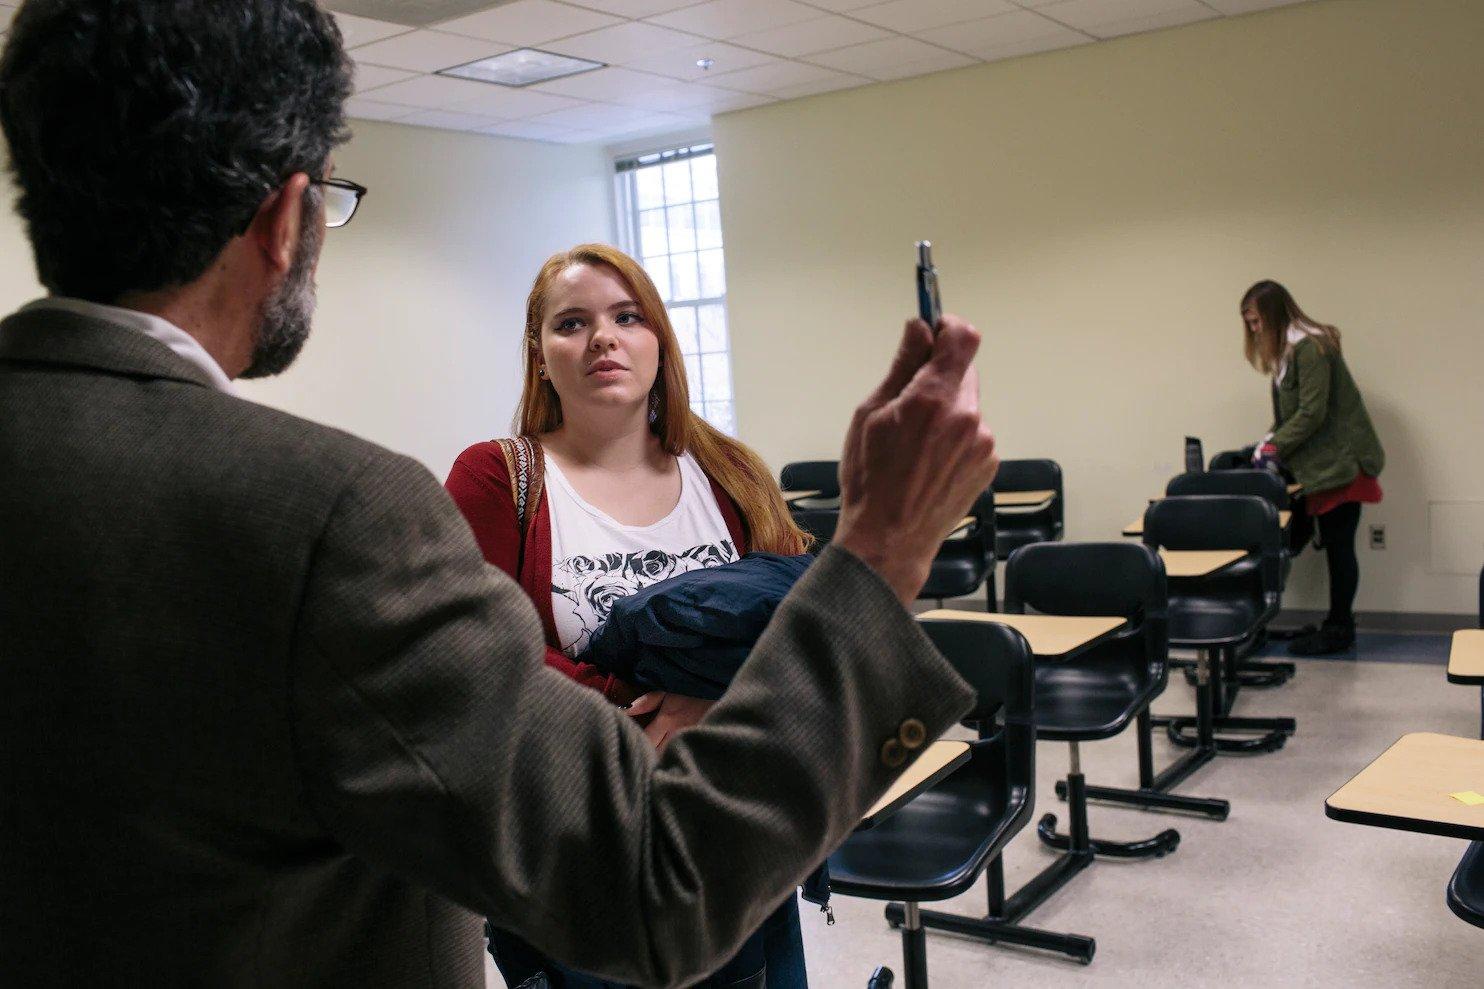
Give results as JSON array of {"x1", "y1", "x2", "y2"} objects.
[{"x1": 1316, "y1": 501, "x2": 1362, "y2": 626}]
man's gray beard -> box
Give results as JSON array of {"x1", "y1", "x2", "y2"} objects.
[{"x1": 239, "y1": 204, "x2": 324, "y2": 380}]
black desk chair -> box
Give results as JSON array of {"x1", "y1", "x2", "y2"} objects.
[
  {"x1": 918, "y1": 490, "x2": 997, "y2": 611},
  {"x1": 829, "y1": 619, "x2": 1038, "y2": 987},
  {"x1": 1166, "y1": 469, "x2": 1295, "y2": 689},
  {"x1": 1142, "y1": 496, "x2": 1297, "y2": 762},
  {"x1": 1448, "y1": 841, "x2": 1484, "y2": 928},
  {"x1": 890, "y1": 543, "x2": 1186, "y2": 967},
  {"x1": 992, "y1": 459, "x2": 1064, "y2": 561},
  {"x1": 1208, "y1": 448, "x2": 1250, "y2": 471},
  {"x1": 780, "y1": 460, "x2": 840, "y2": 509},
  {"x1": 793, "y1": 509, "x2": 839, "y2": 550},
  {"x1": 1447, "y1": 573, "x2": 1484, "y2": 929}
]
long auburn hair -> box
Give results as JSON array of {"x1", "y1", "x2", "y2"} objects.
[
  {"x1": 515, "y1": 243, "x2": 810, "y2": 556},
  {"x1": 1241, "y1": 280, "x2": 1341, "y2": 375}
]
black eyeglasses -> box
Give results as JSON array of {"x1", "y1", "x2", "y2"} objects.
[{"x1": 312, "y1": 177, "x2": 367, "y2": 228}]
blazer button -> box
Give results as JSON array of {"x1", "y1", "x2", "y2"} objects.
[
  {"x1": 898, "y1": 718, "x2": 927, "y2": 750},
  {"x1": 880, "y1": 737, "x2": 907, "y2": 768}
]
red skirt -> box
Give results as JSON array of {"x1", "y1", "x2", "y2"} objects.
[{"x1": 1305, "y1": 473, "x2": 1383, "y2": 516}]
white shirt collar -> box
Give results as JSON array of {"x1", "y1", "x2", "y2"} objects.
[{"x1": 20, "y1": 296, "x2": 235, "y2": 393}]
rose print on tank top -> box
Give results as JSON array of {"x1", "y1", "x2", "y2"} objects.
[{"x1": 552, "y1": 539, "x2": 737, "y2": 656}]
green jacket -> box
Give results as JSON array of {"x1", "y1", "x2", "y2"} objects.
[{"x1": 1270, "y1": 335, "x2": 1385, "y2": 494}]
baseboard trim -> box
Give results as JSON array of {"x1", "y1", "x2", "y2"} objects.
[{"x1": 1275, "y1": 610, "x2": 1472, "y2": 634}]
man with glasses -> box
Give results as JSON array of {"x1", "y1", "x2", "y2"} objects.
[{"x1": 0, "y1": 2, "x2": 998, "y2": 986}]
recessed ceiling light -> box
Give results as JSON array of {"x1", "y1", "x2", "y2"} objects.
[{"x1": 439, "y1": 48, "x2": 605, "y2": 88}]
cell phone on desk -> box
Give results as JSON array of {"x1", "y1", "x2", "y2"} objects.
[{"x1": 916, "y1": 241, "x2": 942, "y2": 332}]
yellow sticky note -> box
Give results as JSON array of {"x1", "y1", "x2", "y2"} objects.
[{"x1": 1450, "y1": 791, "x2": 1484, "y2": 806}]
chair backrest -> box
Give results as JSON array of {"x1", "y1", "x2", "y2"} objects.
[
  {"x1": 1002, "y1": 542, "x2": 1168, "y2": 680},
  {"x1": 991, "y1": 458, "x2": 1065, "y2": 540},
  {"x1": 1208, "y1": 448, "x2": 1250, "y2": 471},
  {"x1": 919, "y1": 620, "x2": 1035, "y2": 797},
  {"x1": 779, "y1": 461, "x2": 840, "y2": 499},
  {"x1": 792, "y1": 509, "x2": 839, "y2": 549},
  {"x1": 1143, "y1": 494, "x2": 1282, "y2": 609},
  {"x1": 1167, "y1": 469, "x2": 1289, "y2": 511}
]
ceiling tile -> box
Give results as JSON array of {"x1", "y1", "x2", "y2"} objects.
[
  {"x1": 851, "y1": 0, "x2": 1017, "y2": 33},
  {"x1": 453, "y1": 85, "x2": 586, "y2": 118},
  {"x1": 768, "y1": 73, "x2": 872, "y2": 100},
  {"x1": 648, "y1": 0, "x2": 822, "y2": 41},
  {"x1": 531, "y1": 65, "x2": 684, "y2": 99},
  {"x1": 363, "y1": 72, "x2": 503, "y2": 108},
  {"x1": 478, "y1": 118, "x2": 582, "y2": 143},
  {"x1": 352, "y1": 61, "x2": 420, "y2": 93},
  {"x1": 325, "y1": 0, "x2": 499, "y2": 25},
  {"x1": 916, "y1": 10, "x2": 1087, "y2": 59},
  {"x1": 795, "y1": 0, "x2": 881, "y2": 10},
  {"x1": 704, "y1": 59, "x2": 861, "y2": 96},
  {"x1": 1201, "y1": 0, "x2": 1310, "y2": 13},
  {"x1": 350, "y1": 30, "x2": 511, "y2": 72},
  {"x1": 345, "y1": 98, "x2": 417, "y2": 122},
  {"x1": 547, "y1": 20, "x2": 705, "y2": 63},
  {"x1": 603, "y1": 78, "x2": 756, "y2": 111},
  {"x1": 1084, "y1": 4, "x2": 1219, "y2": 39},
  {"x1": 563, "y1": 0, "x2": 696, "y2": 15},
  {"x1": 436, "y1": 0, "x2": 622, "y2": 45},
  {"x1": 398, "y1": 108, "x2": 508, "y2": 132},
  {"x1": 808, "y1": 37, "x2": 961, "y2": 77},
  {"x1": 729, "y1": 15, "x2": 889, "y2": 57},
  {"x1": 533, "y1": 102, "x2": 686, "y2": 131},
  {"x1": 699, "y1": 89, "x2": 779, "y2": 112},
  {"x1": 334, "y1": 11, "x2": 411, "y2": 49},
  {"x1": 1033, "y1": 0, "x2": 1203, "y2": 32},
  {"x1": 621, "y1": 41, "x2": 780, "y2": 81},
  {"x1": 867, "y1": 50, "x2": 979, "y2": 81}
]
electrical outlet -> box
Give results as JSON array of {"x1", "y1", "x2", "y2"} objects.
[{"x1": 1369, "y1": 524, "x2": 1386, "y2": 550}]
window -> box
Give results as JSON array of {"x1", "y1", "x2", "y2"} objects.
[{"x1": 615, "y1": 143, "x2": 735, "y2": 434}]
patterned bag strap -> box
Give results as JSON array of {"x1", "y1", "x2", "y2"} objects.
[{"x1": 496, "y1": 436, "x2": 546, "y2": 574}]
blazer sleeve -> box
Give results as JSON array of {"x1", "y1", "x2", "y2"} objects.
[
  {"x1": 1271, "y1": 340, "x2": 1332, "y2": 457},
  {"x1": 289, "y1": 449, "x2": 975, "y2": 988},
  {"x1": 445, "y1": 444, "x2": 634, "y2": 702}
]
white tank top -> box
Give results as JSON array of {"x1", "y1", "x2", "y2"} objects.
[{"x1": 544, "y1": 450, "x2": 739, "y2": 658}]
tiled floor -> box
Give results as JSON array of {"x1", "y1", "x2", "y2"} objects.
[{"x1": 490, "y1": 633, "x2": 1481, "y2": 988}]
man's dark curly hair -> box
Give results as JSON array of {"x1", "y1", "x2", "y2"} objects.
[{"x1": 0, "y1": 1, "x2": 353, "y2": 302}]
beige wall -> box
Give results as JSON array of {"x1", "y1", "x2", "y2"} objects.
[
  {"x1": 0, "y1": 119, "x2": 614, "y2": 476},
  {"x1": 716, "y1": 0, "x2": 1484, "y2": 616}
]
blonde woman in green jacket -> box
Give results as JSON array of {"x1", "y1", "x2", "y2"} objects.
[{"x1": 1243, "y1": 281, "x2": 1385, "y2": 656}]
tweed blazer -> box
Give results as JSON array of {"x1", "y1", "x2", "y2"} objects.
[{"x1": 0, "y1": 305, "x2": 973, "y2": 987}]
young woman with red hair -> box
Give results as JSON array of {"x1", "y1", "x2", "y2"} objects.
[{"x1": 447, "y1": 244, "x2": 812, "y2": 988}]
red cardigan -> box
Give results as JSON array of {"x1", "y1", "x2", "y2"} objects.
[{"x1": 445, "y1": 440, "x2": 749, "y2": 706}]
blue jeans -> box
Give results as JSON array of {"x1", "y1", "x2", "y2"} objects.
[{"x1": 488, "y1": 895, "x2": 807, "y2": 989}]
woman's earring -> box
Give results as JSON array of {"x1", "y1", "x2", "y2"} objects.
[
  {"x1": 538, "y1": 366, "x2": 548, "y2": 379},
  {"x1": 648, "y1": 390, "x2": 660, "y2": 424}
]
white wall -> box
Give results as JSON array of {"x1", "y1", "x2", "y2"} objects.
[
  {"x1": 0, "y1": 119, "x2": 615, "y2": 476},
  {"x1": 714, "y1": 0, "x2": 1484, "y2": 617}
]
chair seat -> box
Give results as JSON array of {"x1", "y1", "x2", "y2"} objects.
[
  {"x1": 919, "y1": 539, "x2": 989, "y2": 599},
  {"x1": 1167, "y1": 596, "x2": 1260, "y2": 646},
  {"x1": 1448, "y1": 841, "x2": 1484, "y2": 928},
  {"x1": 828, "y1": 748, "x2": 1023, "y2": 903},
  {"x1": 1033, "y1": 662, "x2": 1156, "y2": 740},
  {"x1": 995, "y1": 527, "x2": 1053, "y2": 559}
]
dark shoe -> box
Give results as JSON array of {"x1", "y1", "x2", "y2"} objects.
[
  {"x1": 1268, "y1": 623, "x2": 1318, "y2": 642},
  {"x1": 1288, "y1": 621, "x2": 1355, "y2": 656}
]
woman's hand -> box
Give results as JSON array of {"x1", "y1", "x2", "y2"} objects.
[{"x1": 626, "y1": 691, "x2": 716, "y2": 753}]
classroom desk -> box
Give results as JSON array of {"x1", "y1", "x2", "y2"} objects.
[
  {"x1": 945, "y1": 515, "x2": 976, "y2": 540},
  {"x1": 994, "y1": 489, "x2": 1057, "y2": 512},
  {"x1": 781, "y1": 490, "x2": 823, "y2": 504},
  {"x1": 1448, "y1": 630, "x2": 1484, "y2": 738},
  {"x1": 1122, "y1": 509, "x2": 1291, "y2": 537},
  {"x1": 918, "y1": 610, "x2": 1126, "y2": 659},
  {"x1": 1326, "y1": 732, "x2": 1484, "y2": 841},
  {"x1": 1158, "y1": 548, "x2": 1248, "y2": 578},
  {"x1": 858, "y1": 740, "x2": 971, "y2": 830}
]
